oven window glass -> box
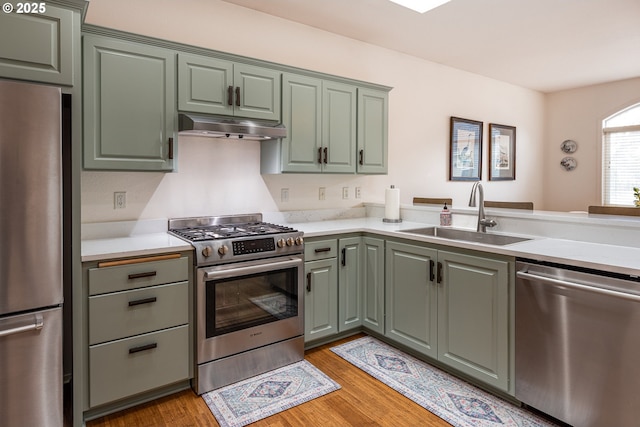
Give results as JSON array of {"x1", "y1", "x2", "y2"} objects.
[{"x1": 205, "y1": 267, "x2": 298, "y2": 337}]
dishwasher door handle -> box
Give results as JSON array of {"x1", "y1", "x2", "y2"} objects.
[{"x1": 517, "y1": 271, "x2": 640, "y2": 302}]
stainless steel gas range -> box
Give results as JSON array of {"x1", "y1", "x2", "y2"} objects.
[{"x1": 168, "y1": 214, "x2": 305, "y2": 394}]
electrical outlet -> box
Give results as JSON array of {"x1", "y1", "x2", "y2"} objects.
[
  {"x1": 342, "y1": 187, "x2": 349, "y2": 199},
  {"x1": 319, "y1": 187, "x2": 326, "y2": 201},
  {"x1": 114, "y1": 192, "x2": 126, "y2": 209},
  {"x1": 281, "y1": 188, "x2": 289, "y2": 202},
  {"x1": 355, "y1": 187, "x2": 362, "y2": 199}
]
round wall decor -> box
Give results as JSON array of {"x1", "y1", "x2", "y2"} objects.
[
  {"x1": 560, "y1": 156, "x2": 577, "y2": 171},
  {"x1": 561, "y1": 139, "x2": 578, "y2": 153}
]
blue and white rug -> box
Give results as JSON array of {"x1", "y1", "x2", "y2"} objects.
[
  {"x1": 202, "y1": 360, "x2": 340, "y2": 427},
  {"x1": 331, "y1": 336, "x2": 557, "y2": 427}
]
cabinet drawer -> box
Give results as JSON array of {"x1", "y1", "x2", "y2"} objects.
[
  {"x1": 89, "y1": 325, "x2": 189, "y2": 408},
  {"x1": 89, "y1": 256, "x2": 188, "y2": 295},
  {"x1": 89, "y1": 281, "x2": 188, "y2": 345},
  {"x1": 304, "y1": 239, "x2": 337, "y2": 261}
]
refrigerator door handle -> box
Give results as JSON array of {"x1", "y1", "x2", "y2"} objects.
[{"x1": 0, "y1": 314, "x2": 43, "y2": 338}]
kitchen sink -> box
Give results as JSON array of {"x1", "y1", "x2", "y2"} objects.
[{"x1": 399, "y1": 227, "x2": 531, "y2": 246}]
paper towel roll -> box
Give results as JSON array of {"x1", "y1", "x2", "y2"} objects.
[{"x1": 384, "y1": 185, "x2": 400, "y2": 221}]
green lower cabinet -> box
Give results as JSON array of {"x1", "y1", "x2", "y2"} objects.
[
  {"x1": 385, "y1": 241, "x2": 439, "y2": 359},
  {"x1": 360, "y1": 237, "x2": 385, "y2": 334},
  {"x1": 437, "y1": 250, "x2": 510, "y2": 391},
  {"x1": 338, "y1": 237, "x2": 362, "y2": 331},
  {"x1": 304, "y1": 258, "x2": 338, "y2": 342},
  {"x1": 385, "y1": 240, "x2": 512, "y2": 393}
]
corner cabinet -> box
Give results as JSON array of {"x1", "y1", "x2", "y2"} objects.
[
  {"x1": 261, "y1": 74, "x2": 389, "y2": 175},
  {"x1": 304, "y1": 236, "x2": 385, "y2": 345},
  {"x1": 178, "y1": 53, "x2": 281, "y2": 121},
  {"x1": 0, "y1": 1, "x2": 81, "y2": 85},
  {"x1": 385, "y1": 240, "x2": 512, "y2": 392},
  {"x1": 83, "y1": 35, "x2": 176, "y2": 171}
]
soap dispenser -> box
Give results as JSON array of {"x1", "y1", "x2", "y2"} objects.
[{"x1": 440, "y1": 203, "x2": 452, "y2": 226}]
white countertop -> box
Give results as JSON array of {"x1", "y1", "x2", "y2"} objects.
[
  {"x1": 81, "y1": 232, "x2": 193, "y2": 262},
  {"x1": 293, "y1": 217, "x2": 640, "y2": 276},
  {"x1": 81, "y1": 216, "x2": 640, "y2": 276}
]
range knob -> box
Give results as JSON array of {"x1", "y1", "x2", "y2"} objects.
[
  {"x1": 277, "y1": 238, "x2": 286, "y2": 248},
  {"x1": 202, "y1": 246, "x2": 213, "y2": 257},
  {"x1": 218, "y1": 245, "x2": 229, "y2": 256},
  {"x1": 286, "y1": 237, "x2": 295, "y2": 247},
  {"x1": 295, "y1": 236, "x2": 304, "y2": 246}
]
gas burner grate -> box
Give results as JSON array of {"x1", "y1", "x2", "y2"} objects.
[{"x1": 169, "y1": 222, "x2": 297, "y2": 242}]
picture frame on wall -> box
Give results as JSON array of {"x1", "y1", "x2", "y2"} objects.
[
  {"x1": 450, "y1": 117, "x2": 482, "y2": 181},
  {"x1": 489, "y1": 123, "x2": 516, "y2": 180}
]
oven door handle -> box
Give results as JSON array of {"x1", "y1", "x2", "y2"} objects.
[{"x1": 203, "y1": 256, "x2": 303, "y2": 281}]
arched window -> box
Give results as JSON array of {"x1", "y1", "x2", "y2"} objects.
[{"x1": 602, "y1": 103, "x2": 640, "y2": 206}]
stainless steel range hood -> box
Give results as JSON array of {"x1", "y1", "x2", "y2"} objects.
[{"x1": 178, "y1": 113, "x2": 286, "y2": 140}]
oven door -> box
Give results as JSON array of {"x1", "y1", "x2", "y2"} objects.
[{"x1": 197, "y1": 255, "x2": 304, "y2": 363}]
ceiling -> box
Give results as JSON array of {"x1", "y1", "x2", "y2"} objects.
[{"x1": 220, "y1": 0, "x2": 640, "y2": 93}]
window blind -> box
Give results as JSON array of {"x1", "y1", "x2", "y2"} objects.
[{"x1": 602, "y1": 124, "x2": 640, "y2": 205}]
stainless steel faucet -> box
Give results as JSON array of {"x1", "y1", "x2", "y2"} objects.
[{"x1": 468, "y1": 182, "x2": 497, "y2": 232}]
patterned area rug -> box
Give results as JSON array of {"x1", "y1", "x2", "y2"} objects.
[
  {"x1": 331, "y1": 336, "x2": 557, "y2": 427},
  {"x1": 202, "y1": 360, "x2": 340, "y2": 427}
]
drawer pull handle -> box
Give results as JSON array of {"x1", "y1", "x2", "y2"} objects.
[
  {"x1": 128, "y1": 297, "x2": 157, "y2": 307},
  {"x1": 129, "y1": 343, "x2": 158, "y2": 354},
  {"x1": 128, "y1": 271, "x2": 157, "y2": 280},
  {"x1": 314, "y1": 247, "x2": 332, "y2": 254}
]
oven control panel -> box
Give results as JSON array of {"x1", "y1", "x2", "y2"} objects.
[{"x1": 232, "y1": 238, "x2": 275, "y2": 255}]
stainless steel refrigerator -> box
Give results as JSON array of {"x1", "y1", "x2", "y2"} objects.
[{"x1": 0, "y1": 79, "x2": 64, "y2": 427}]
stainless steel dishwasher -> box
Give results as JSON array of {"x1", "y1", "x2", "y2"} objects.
[{"x1": 516, "y1": 260, "x2": 640, "y2": 427}]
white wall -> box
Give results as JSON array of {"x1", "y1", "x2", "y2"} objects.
[
  {"x1": 82, "y1": 0, "x2": 546, "y2": 223},
  {"x1": 543, "y1": 77, "x2": 640, "y2": 211}
]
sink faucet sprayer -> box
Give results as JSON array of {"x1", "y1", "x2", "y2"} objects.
[{"x1": 468, "y1": 182, "x2": 497, "y2": 232}]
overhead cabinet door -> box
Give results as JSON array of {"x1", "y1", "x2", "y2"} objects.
[
  {"x1": 178, "y1": 54, "x2": 281, "y2": 121},
  {"x1": 357, "y1": 88, "x2": 388, "y2": 174},
  {"x1": 83, "y1": 36, "x2": 176, "y2": 171},
  {"x1": 322, "y1": 81, "x2": 357, "y2": 173}
]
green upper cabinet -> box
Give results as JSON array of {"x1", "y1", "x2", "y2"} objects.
[
  {"x1": 322, "y1": 81, "x2": 357, "y2": 173},
  {"x1": 357, "y1": 88, "x2": 388, "y2": 174},
  {"x1": 178, "y1": 53, "x2": 281, "y2": 121},
  {"x1": 83, "y1": 35, "x2": 176, "y2": 171},
  {"x1": 261, "y1": 73, "x2": 388, "y2": 175},
  {"x1": 277, "y1": 73, "x2": 323, "y2": 173},
  {"x1": 0, "y1": 3, "x2": 79, "y2": 86}
]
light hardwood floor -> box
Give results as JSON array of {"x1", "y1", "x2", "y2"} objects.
[{"x1": 87, "y1": 333, "x2": 453, "y2": 427}]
